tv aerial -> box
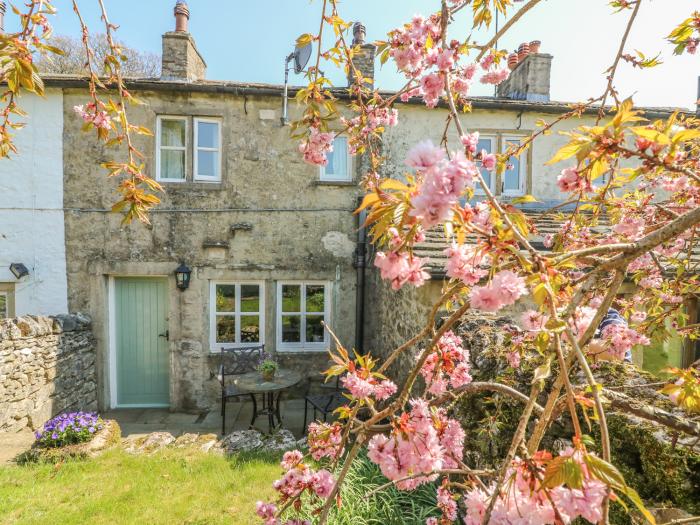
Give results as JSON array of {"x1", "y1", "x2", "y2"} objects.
[{"x1": 282, "y1": 41, "x2": 312, "y2": 125}]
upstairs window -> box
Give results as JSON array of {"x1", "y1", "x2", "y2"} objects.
[
  {"x1": 155, "y1": 115, "x2": 222, "y2": 183},
  {"x1": 156, "y1": 116, "x2": 187, "y2": 182},
  {"x1": 0, "y1": 292, "x2": 7, "y2": 318},
  {"x1": 194, "y1": 118, "x2": 221, "y2": 182},
  {"x1": 320, "y1": 137, "x2": 351, "y2": 182}
]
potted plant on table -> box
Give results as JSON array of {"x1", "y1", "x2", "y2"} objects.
[{"x1": 258, "y1": 358, "x2": 279, "y2": 382}]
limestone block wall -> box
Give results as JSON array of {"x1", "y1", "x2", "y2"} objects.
[{"x1": 0, "y1": 314, "x2": 96, "y2": 433}]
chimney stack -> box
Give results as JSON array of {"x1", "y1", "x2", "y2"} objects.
[
  {"x1": 0, "y1": 2, "x2": 6, "y2": 32},
  {"x1": 347, "y1": 21, "x2": 376, "y2": 88},
  {"x1": 161, "y1": 1, "x2": 207, "y2": 82},
  {"x1": 497, "y1": 53, "x2": 553, "y2": 102}
]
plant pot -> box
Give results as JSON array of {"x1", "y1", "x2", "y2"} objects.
[
  {"x1": 261, "y1": 370, "x2": 275, "y2": 382},
  {"x1": 529, "y1": 40, "x2": 541, "y2": 54},
  {"x1": 507, "y1": 53, "x2": 519, "y2": 70}
]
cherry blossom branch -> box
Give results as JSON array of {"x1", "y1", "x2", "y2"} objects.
[
  {"x1": 597, "y1": 0, "x2": 643, "y2": 122},
  {"x1": 474, "y1": 0, "x2": 543, "y2": 62}
]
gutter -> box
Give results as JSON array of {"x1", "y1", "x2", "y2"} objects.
[
  {"x1": 353, "y1": 198, "x2": 368, "y2": 353},
  {"x1": 42, "y1": 76, "x2": 685, "y2": 120}
]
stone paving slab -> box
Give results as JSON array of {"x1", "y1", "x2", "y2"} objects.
[{"x1": 0, "y1": 429, "x2": 34, "y2": 465}]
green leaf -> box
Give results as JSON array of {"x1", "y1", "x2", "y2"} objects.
[
  {"x1": 532, "y1": 356, "x2": 552, "y2": 384},
  {"x1": 510, "y1": 194, "x2": 540, "y2": 205}
]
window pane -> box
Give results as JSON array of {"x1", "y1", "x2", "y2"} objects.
[
  {"x1": 306, "y1": 285, "x2": 325, "y2": 313},
  {"x1": 197, "y1": 150, "x2": 219, "y2": 179},
  {"x1": 504, "y1": 139, "x2": 522, "y2": 192},
  {"x1": 281, "y1": 315, "x2": 301, "y2": 343},
  {"x1": 161, "y1": 119, "x2": 185, "y2": 147},
  {"x1": 477, "y1": 138, "x2": 492, "y2": 190},
  {"x1": 306, "y1": 315, "x2": 325, "y2": 343},
  {"x1": 160, "y1": 150, "x2": 185, "y2": 180},
  {"x1": 324, "y1": 137, "x2": 348, "y2": 179},
  {"x1": 282, "y1": 285, "x2": 301, "y2": 312},
  {"x1": 216, "y1": 285, "x2": 236, "y2": 312},
  {"x1": 216, "y1": 315, "x2": 236, "y2": 343},
  {"x1": 0, "y1": 294, "x2": 6, "y2": 318},
  {"x1": 240, "y1": 285, "x2": 260, "y2": 312},
  {"x1": 197, "y1": 121, "x2": 219, "y2": 149},
  {"x1": 240, "y1": 315, "x2": 260, "y2": 343}
]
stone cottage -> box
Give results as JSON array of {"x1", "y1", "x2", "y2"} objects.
[{"x1": 6, "y1": 2, "x2": 695, "y2": 416}]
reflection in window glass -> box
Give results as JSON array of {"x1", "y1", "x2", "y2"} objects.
[
  {"x1": 503, "y1": 138, "x2": 523, "y2": 193},
  {"x1": 477, "y1": 137, "x2": 493, "y2": 191},
  {"x1": 278, "y1": 283, "x2": 329, "y2": 348},
  {"x1": 212, "y1": 283, "x2": 263, "y2": 346},
  {"x1": 321, "y1": 137, "x2": 350, "y2": 181}
]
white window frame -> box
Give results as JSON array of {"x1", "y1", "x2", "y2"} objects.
[
  {"x1": 0, "y1": 291, "x2": 8, "y2": 318},
  {"x1": 194, "y1": 117, "x2": 222, "y2": 182},
  {"x1": 501, "y1": 135, "x2": 527, "y2": 197},
  {"x1": 210, "y1": 281, "x2": 265, "y2": 352},
  {"x1": 474, "y1": 135, "x2": 496, "y2": 195},
  {"x1": 319, "y1": 136, "x2": 352, "y2": 182},
  {"x1": 155, "y1": 115, "x2": 188, "y2": 183},
  {"x1": 276, "y1": 281, "x2": 331, "y2": 352}
]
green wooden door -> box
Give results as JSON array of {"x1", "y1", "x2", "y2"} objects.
[{"x1": 115, "y1": 277, "x2": 170, "y2": 406}]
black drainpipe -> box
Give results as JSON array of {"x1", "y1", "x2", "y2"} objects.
[{"x1": 354, "y1": 198, "x2": 368, "y2": 353}]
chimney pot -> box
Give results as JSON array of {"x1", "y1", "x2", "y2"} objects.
[
  {"x1": 174, "y1": 1, "x2": 190, "y2": 33},
  {"x1": 352, "y1": 22, "x2": 366, "y2": 46}
]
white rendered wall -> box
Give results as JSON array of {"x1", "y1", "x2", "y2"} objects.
[{"x1": 0, "y1": 89, "x2": 67, "y2": 316}]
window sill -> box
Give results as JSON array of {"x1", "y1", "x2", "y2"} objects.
[
  {"x1": 276, "y1": 346, "x2": 328, "y2": 354},
  {"x1": 159, "y1": 181, "x2": 224, "y2": 191},
  {"x1": 314, "y1": 180, "x2": 356, "y2": 187}
]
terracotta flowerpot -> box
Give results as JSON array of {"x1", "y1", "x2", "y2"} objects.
[
  {"x1": 517, "y1": 42, "x2": 530, "y2": 61},
  {"x1": 507, "y1": 53, "x2": 519, "y2": 70},
  {"x1": 529, "y1": 40, "x2": 541, "y2": 54},
  {"x1": 261, "y1": 370, "x2": 275, "y2": 382}
]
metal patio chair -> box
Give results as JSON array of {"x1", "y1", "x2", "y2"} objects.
[
  {"x1": 217, "y1": 345, "x2": 264, "y2": 435},
  {"x1": 302, "y1": 375, "x2": 347, "y2": 432}
]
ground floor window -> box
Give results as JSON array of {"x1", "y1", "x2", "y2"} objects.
[
  {"x1": 277, "y1": 282, "x2": 330, "y2": 350},
  {"x1": 210, "y1": 282, "x2": 264, "y2": 349},
  {"x1": 0, "y1": 283, "x2": 15, "y2": 319}
]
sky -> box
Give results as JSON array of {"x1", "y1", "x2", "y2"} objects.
[{"x1": 23, "y1": 0, "x2": 700, "y2": 109}]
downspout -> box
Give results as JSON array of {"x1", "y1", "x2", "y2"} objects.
[{"x1": 354, "y1": 197, "x2": 367, "y2": 353}]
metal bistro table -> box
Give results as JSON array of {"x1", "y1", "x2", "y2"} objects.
[{"x1": 234, "y1": 368, "x2": 302, "y2": 433}]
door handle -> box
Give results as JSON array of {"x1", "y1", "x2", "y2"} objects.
[{"x1": 159, "y1": 330, "x2": 169, "y2": 341}]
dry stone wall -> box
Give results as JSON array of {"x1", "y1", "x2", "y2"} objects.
[{"x1": 0, "y1": 314, "x2": 96, "y2": 433}]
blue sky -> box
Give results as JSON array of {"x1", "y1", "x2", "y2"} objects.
[{"x1": 26, "y1": 0, "x2": 700, "y2": 109}]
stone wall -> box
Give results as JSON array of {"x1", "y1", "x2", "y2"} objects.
[{"x1": 0, "y1": 314, "x2": 96, "y2": 433}]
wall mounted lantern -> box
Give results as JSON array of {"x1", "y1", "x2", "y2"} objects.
[
  {"x1": 9, "y1": 263, "x2": 29, "y2": 279},
  {"x1": 174, "y1": 263, "x2": 191, "y2": 290}
]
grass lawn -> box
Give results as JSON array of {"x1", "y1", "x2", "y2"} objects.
[{"x1": 0, "y1": 447, "x2": 280, "y2": 525}]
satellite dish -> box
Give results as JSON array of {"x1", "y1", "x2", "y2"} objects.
[{"x1": 294, "y1": 43, "x2": 312, "y2": 74}]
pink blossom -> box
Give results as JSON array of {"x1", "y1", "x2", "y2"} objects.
[
  {"x1": 307, "y1": 422, "x2": 344, "y2": 461},
  {"x1": 480, "y1": 54, "x2": 495, "y2": 70},
  {"x1": 420, "y1": 72, "x2": 445, "y2": 107},
  {"x1": 341, "y1": 371, "x2": 397, "y2": 402},
  {"x1": 405, "y1": 140, "x2": 445, "y2": 169},
  {"x1": 557, "y1": 167, "x2": 589, "y2": 193},
  {"x1": 469, "y1": 285, "x2": 504, "y2": 312},
  {"x1": 613, "y1": 215, "x2": 645, "y2": 240},
  {"x1": 437, "y1": 486, "x2": 458, "y2": 521},
  {"x1": 374, "y1": 251, "x2": 430, "y2": 290},
  {"x1": 298, "y1": 127, "x2": 335, "y2": 166},
  {"x1": 435, "y1": 48, "x2": 456, "y2": 71},
  {"x1": 480, "y1": 151, "x2": 497, "y2": 171},
  {"x1": 479, "y1": 68, "x2": 509, "y2": 85},
  {"x1": 444, "y1": 242, "x2": 488, "y2": 285},
  {"x1": 310, "y1": 469, "x2": 335, "y2": 498},
  {"x1": 601, "y1": 324, "x2": 650, "y2": 360},
  {"x1": 521, "y1": 309, "x2": 546, "y2": 331},
  {"x1": 73, "y1": 103, "x2": 112, "y2": 130},
  {"x1": 493, "y1": 270, "x2": 528, "y2": 304},
  {"x1": 460, "y1": 131, "x2": 480, "y2": 153},
  {"x1": 280, "y1": 450, "x2": 303, "y2": 470},
  {"x1": 255, "y1": 501, "x2": 278, "y2": 525},
  {"x1": 543, "y1": 233, "x2": 554, "y2": 248}
]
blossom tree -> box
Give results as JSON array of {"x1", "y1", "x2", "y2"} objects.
[{"x1": 259, "y1": 1, "x2": 700, "y2": 524}]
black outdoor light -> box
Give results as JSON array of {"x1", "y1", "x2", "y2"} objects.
[
  {"x1": 9, "y1": 263, "x2": 29, "y2": 279},
  {"x1": 174, "y1": 262, "x2": 191, "y2": 290}
]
